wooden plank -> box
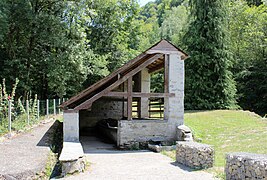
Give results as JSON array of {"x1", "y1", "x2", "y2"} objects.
[
  {"x1": 74, "y1": 54, "x2": 163, "y2": 110},
  {"x1": 104, "y1": 92, "x2": 175, "y2": 98},
  {"x1": 145, "y1": 39, "x2": 188, "y2": 60},
  {"x1": 164, "y1": 54, "x2": 169, "y2": 93},
  {"x1": 60, "y1": 53, "x2": 148, "y2": 108},
  {"x1": 127, "y1": 77, "x2": 132, "y2": 120},
  {"x1": 148, "y1": 63, "x2": 164, "y2": 73}
]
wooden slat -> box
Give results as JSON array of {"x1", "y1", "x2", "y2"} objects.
[
  {"x1": 104, "y1": 92, "x2": 175, "y2": 98},
  {"x1": 127, "y1": 77, "x2": 132, "y2": 120},
  {"x1": 149, "y1": 110, "x2": 164, "y2": 113},
  {"x1": 73, "y1": 54, "x2": 163, "y2": 110}
]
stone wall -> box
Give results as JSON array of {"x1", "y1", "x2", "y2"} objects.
[
  {"x1": 59, "y1": 142, "x2": 85, "y2": 176},
  {"x1": 225, "y1": 152, "x2": 267, "y2": 180},
  {"x1": 117, "y1": 120, "x2": 174, "y2": 147},
  {"x1": 176, "y1": 141, "x2": 214, "y2": 169},
  {"x1": 79, "y1": 97, "x2": 124, "y2": 130}
]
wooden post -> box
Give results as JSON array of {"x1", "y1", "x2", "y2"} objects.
[
  {"x1": 53, "y1": 99, "x2": 56, "y2": 115},
  {"x1": 164, "y1": 54, "x2": 169, "y2": 93},
  {"x1": 58, "y1": 98, "x2": 61, "y2": 114},
  {"x1": 26, "y1": 100, "x2": 30, "y2": 125},
  {"x1": 46, "y1": 99, "x2": 49, "y2": 117},
  {"x1": 8, "y1": 100, "x2": 11, "y2": 133},
  {"x1": 164, "y1": 54, "x2": 170, "y2": 120},
  {"x1": 127, "y1": 76, "x2": 133, "y2": 120},
  {"x1": 37, "y1": 100, "x2": 40, "y2": 120}
]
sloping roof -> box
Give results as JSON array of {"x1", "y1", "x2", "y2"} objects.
[{"x1": 61, "y1": 39, "x2": 188, "y2": 110}]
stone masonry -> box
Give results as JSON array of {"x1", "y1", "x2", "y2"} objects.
[
  {"x1": 225, "y1": 152, "x2": 267, "y2": 180},
  {"x1": 59, "y1": 142, "x2": 85, "y2": 176},
  {"x1": 176, "y1": 141, "x2": 214, "y2": 169},
  {"x1": 140, "y1": 68, "x2": 150, "y2": 118},
  {"x1": 117, "y1": 53, "x2": 185, "y2": 147}
]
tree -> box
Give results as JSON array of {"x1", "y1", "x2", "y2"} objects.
[
  {"x1": 229, "y1": 1, "x2": 267, "y2": 115},
  {"x1": 0, "y1": 0, "x2": 109, "y2": 99},
  {"x1": 182, "y1": 0, "x2": 237, "y2": 109},
  {"x1": 84, "y1": 0, "x2": 141, "y2": 72},
  {"x1": 160, "y1": 5, "x2": 188, "y2": 45}
]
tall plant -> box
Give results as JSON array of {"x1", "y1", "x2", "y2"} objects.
[
  {"x1": 182, "y1": 0, "x2": 237, "y2": 109},
  {"x1": 0, "y1": 78, "x2": 19, "y2": 118}
]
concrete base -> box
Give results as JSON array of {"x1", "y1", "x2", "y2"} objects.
[
  {"x1": 59, "y1": 142, "x2": 85, "y2": 176},
  {"x1": 63, "y1": 112, "x2": 79, "y2": 142}
]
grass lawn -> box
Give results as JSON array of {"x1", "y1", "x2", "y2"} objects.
[
  {"x1": 163, "y1": 110, "x2": 267, "y2": 178},
  {"x1": 185, "y1": 110, "x2": 267, "y2": 166}
]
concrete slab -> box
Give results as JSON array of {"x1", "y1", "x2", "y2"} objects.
[
  {"x1": 59, "y1": 142, "x2": 84, "y2": 162},
  {"x1": 0, "y1": 120, "x2": 56, "y2": 179},
  {"x1": 63, "y1": 136, "x2": 217, "y2": 180}
]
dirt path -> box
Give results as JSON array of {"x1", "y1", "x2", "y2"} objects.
[
  {"x1": 65, "y1": 136, "x2": 216, "y2": 180},
  {"x1": 0, "y1": 120, "x2": 56, "y2": 179}
]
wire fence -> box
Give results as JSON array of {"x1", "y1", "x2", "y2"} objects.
[{"x1": 0, "y1": 98, "x2": 67, "y2": 135}]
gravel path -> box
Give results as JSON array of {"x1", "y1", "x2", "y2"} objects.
[
  {"x1": 0, "y1": 120, "x2": 56, "y2": 179},
  {"x1": 65, "y1": 136, "x2": 216, "y2": 180}
]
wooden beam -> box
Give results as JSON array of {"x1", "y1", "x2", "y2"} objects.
[
  {"x1": 104, "y1": 92, "x2": 175, "y2": 98},
  {"x1": 73, "y1": 54, "x2": 163, "y2": 110},
  {"x1": 127, "y1": 77, "x2": 132, "y2": 120},
  {"x1": 148, "y1": 63, "x2": 164, "y2": 73},
  {"x1": 164, "y1": 54, "x2": 169, "y2": 93},
  {"x1": 60, "y1": 53, "x2": 147, "y2": 108}
]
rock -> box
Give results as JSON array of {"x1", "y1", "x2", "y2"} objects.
[
  {"x1": 61, "y1": 156, "x2": 85, "y2": 176},
  {"x1": 225, "y1": 152, "x2": 267, "y2": 180},
  {"x1": 176, "y1": 141, "x2": 214, "y2": 169},
  {"x1": 177, "y1": 125, "x2": 193, "y2": 141}
]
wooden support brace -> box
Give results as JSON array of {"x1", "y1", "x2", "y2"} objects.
[
  {"x1": 105, "y1": 92, "x2": 175, "y2": 98},
  {"x1": 127, "y1": 77, "x2": 132, "y2": 120},
  {"x1": 164, "y1": 54, "x2": 169, "y2": 93},
  {"x1": 73, "y1": 54, "x2": 163, "y2": 110}
]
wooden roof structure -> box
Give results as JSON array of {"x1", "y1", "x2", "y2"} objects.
[{"x1": 61, "y1": 40, "x2": 188, "y2": 112}]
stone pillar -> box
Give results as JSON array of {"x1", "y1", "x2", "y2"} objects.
[
  {"x1": 165, "y1": 53, "x2": 184, "y2": 135},
  {"x1": 140, "y1": 68, "x2": 150, "y2": 118},
  {"x1": 63, "y1": 110, "x2": 79, "y2": 142}
]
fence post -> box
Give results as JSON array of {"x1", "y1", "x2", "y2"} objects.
[
  {"x1": 46, "y1": 99, "x2": 49, "y2": 117},
  {"x1": 53, "y1": 99, "x2": 56, "y2": 115},
  {"x1": 26, "y1": 100, "x2": 30, "y2": 125},
  {"x1": 37, "y1": 99, "x2": 40, "y2": 120},
  {"x1": 58, "y1": 98, "x2": 61, "y2": 114},
  {"x1": 8, "y1": 100, "x2": 11, "y2": 133}
]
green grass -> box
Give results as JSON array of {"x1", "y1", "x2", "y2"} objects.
[
  {"x1": 185, "y1": 110, "x2": 267, "y2": 167},
  {"x1": 161, "y1": 110, "x2": 267, "y2": 178},
  {"x1": 0, "y1": 114, "x2": 55, "y2": 136}
]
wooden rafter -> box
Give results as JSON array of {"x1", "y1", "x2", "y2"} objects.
[
  {"x1": 148, "y1": 63, "x2": 164, "y2": 73},
  {"x1": 104, "y1": 92, "x2": 175, "y2": 98},
  {"x1": 61, "y1": 39, "x2": 189, "y2": 111},
  {"x1": 73, "y1": 54, "x2": 163, "y2": 110},
  {"x1": 127, "y1": 77, "x2": 132, "y2": 120},
  {"x1": 60, "y1": 53, "x2": 148, "y2": 108}
]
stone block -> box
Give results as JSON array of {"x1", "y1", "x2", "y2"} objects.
[
  {"x1": 176, "y1": 141, "x2": 214, "y2": 169},
  {"x1": 225, "y1": 152, "x2": 267, "y2": 180},
  {"x1": 59, "y1": 142, "x2": 85, "y2": 176}
]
